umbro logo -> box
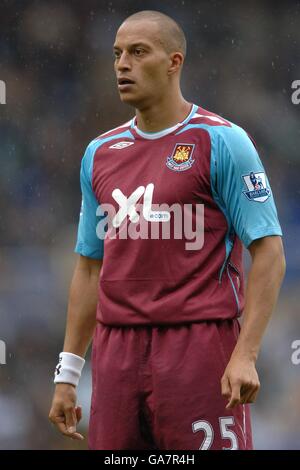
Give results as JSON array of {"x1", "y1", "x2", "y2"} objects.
[{"x1": 109, "y1": 141, "x2": 134, "y2": 149}]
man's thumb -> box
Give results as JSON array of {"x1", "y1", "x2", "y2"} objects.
[{"x1": 65, "y1": 407, "x2": 77, "y2": 433}]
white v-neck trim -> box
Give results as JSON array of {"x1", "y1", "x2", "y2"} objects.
[{"x1": 132, "y1": 104, "x2": 197, "y2": 140}]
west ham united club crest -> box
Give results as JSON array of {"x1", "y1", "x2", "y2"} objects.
[
  {"x1": 242, "y1": 171, "x2": 271, "y2": 203},
  {"x1": 166, "y1": 143, "x2": 195, "y2": 172}
]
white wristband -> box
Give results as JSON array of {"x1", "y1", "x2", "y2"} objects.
[{"x1": 54, "y1": 352, "x2": 85, "y2": 387}]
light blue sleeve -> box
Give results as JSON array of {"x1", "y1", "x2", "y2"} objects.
[
  {"x1": 210, "y1": 125, "x2": 283, "y2": 248},
  {"x1": 74, "y1": 143, "x2": 104, "y2": 259}
]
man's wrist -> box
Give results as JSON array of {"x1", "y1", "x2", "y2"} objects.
[
  {"x1": 231, "y1": 343, "x2": 259, "y2": 363},
  {"x1": 54, "y1": 352, "x2": 85, "y2": 387}
]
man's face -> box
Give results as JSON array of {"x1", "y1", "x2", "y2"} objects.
[{"x1": 113, "y1": 20, "x2": 171, "y2": 108}]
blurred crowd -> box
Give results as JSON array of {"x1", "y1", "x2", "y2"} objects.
[{"x1": 0, "y1": 0, "x2": 299, "y2": 449}]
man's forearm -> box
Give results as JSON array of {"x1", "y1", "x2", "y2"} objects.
[
  {"x1": 233, "y1": 236, "x2": 286, "y2": 361},
  {"x1": 63, "y1": 256, "x2": 102, "y2": 358}
]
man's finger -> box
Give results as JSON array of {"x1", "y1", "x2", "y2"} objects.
[
  {"x1": 75, "y1": 406, "x2": 82, "y2": 423},
  {"x1": 226, "y1": 382, "x2": 241, "y2": 409},
  {"x1": 241, "y1": 386, "x2": 259, "y2": 404},
  {"x1": 56, "y1": 422, "x2": 84, "y2": 440},
  {"x1": 70, "y1": 432, "x2": 85, "y2": 441},
  {"x1": 49, "y1": 410, "x2": 65, "y2": 425},
  {"x1": 65, "y1": 406, "x2": 77, "y2": 434},
  {"x1": 53, "y1": 415, "x2": 65, "y2": 424},
  {"x1": 221, "y1": 376, "x2": 231, "y2": 399},
  {"x1": 240, "y1": 385, "x2": 253, "y2": 404}
]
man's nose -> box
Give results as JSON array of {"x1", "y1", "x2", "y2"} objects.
[{"x1": 117, "y1": 52, "x2": 131, "y2": 71}]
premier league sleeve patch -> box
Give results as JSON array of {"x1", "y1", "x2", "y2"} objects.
[{"x1": 242, "y1": 171, "x2": 271, "y2": 202}]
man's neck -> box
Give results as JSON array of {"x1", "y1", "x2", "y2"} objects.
[{"x1": 135, "y1": 95, "x2": 192, "y2": 133}]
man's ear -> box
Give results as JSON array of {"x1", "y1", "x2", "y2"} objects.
[{"x1": 168, "y1": 52, "x2": 184, "y2": 75}]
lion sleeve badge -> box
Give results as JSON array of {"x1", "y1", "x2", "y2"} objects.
[{"x1": 242, "y1": 171, "x2": 271, "y2": 202}]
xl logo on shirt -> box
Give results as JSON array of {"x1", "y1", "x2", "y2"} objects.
[
  {"x1": 111, "y1": 183, "x2": 170, "y2": 228},
  {"x1": 95, "y1": 183, "x2": 204, "y2": 250}
]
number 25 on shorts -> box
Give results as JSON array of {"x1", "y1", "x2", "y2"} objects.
[{"x1": 192, "y1": 417, "x2": 238, "y2": 450}]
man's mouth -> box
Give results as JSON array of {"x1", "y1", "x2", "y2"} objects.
[
  {"x1": 117, "y1": 78, "x2": 135, "y2": 90},
  {"x1": 118, "y1": 77, "x2": 135, "y2": 85}
]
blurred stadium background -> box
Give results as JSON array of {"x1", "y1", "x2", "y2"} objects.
[{"x1": 0, "y1": 0, "x2": 300, "y2": 449}]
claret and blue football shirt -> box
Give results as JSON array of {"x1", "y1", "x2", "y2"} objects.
[{"x1": 75, "y1": 104, "x2": 282, "y2": 326}]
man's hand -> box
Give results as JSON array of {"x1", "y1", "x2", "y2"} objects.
[
  {"x1": 49, "y1": 383, "x2": 84, "y2": 440},
  {"x1": 220, "y1": 237, "x2": 284, "y2": 410},
  {"x1": 221, "y1": 354, "x2": 260, "y2": 409}
]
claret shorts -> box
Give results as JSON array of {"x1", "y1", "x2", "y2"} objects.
[{"x1": 89, "y1": 319, "x2": 253, "y2": 450}]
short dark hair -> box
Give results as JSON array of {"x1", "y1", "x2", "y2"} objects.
[{"x1": 124, "y1": 10, "x2": 187, "y2": 58}]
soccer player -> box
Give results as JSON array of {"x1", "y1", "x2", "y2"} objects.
[{"x1": 49, "y1": 10, "x2": 286, "y2": 450}]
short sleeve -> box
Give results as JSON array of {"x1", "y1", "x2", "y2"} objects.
[
  {"x1": 74, "y1": 144, "x2": 104, "y2": 259},
  {"x1": 210, "y1": 125, "x2": 283, "y2": 248}
]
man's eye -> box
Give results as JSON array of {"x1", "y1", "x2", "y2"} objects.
[
  {"x1": 114, "y1": 51, "x2": 121, "y2": 59},
  {"x1": 134, "y1": 49, "x2": 144, "y2": 56}
]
